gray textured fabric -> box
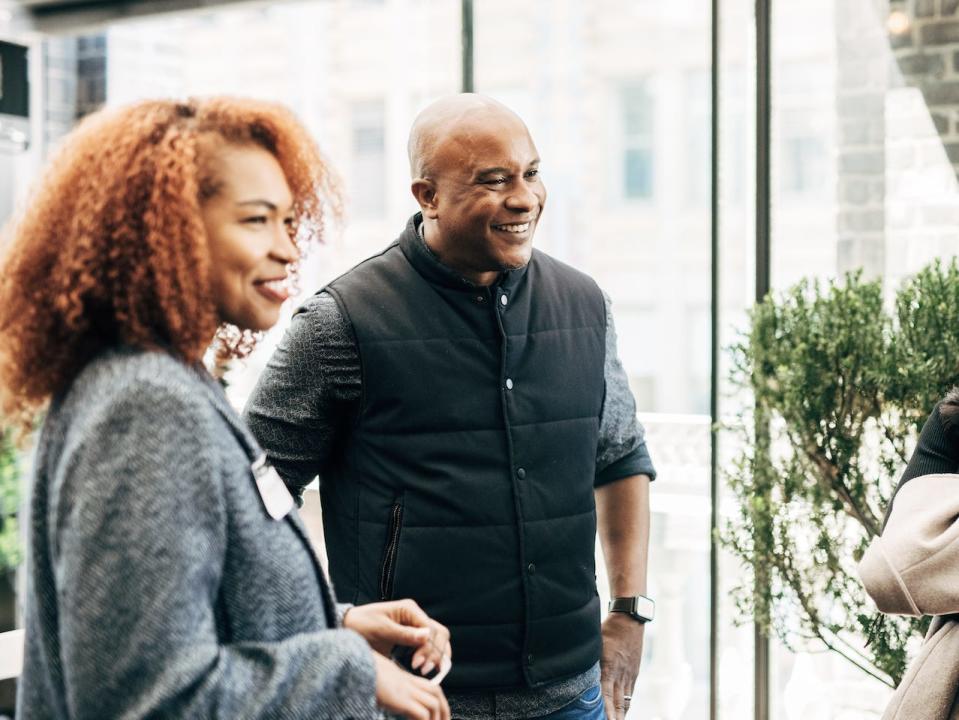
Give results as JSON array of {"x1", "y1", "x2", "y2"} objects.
[{"x1": 17, "y1": 348, "x2": 378, "y2": 720}]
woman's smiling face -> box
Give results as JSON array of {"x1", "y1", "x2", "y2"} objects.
[{"x1": 201, "y1": 143, "x2": 298, "y2": 332}]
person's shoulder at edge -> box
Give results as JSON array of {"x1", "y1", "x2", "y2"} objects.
[
  {"x1": 51, "y1": 347, "x2": 218, "y2": 446},
  {"x1": 530, "y1": 246, "x2": 603, "y2": 289},
  {"x1": 43, "y1": 347, "x2": 226, "y2": 536},
  {"x1": 294, "y1": 290, "x2": 343, "y2": 321},
  {"x1": 276, "y1": 291, "x2": 354, "y2": 358}
]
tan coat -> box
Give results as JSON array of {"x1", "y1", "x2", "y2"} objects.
[{"x1": 859, "y1": 473, "x2": 959, "y2": 719}]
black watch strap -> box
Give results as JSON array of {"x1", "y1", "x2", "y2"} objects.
[{"x1": 608, "y1": 595, "x2": 655, "y2": 623}]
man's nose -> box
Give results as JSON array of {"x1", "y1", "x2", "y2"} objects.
[{"x1": 505, "y1": 180, "x2": 541, "y2": 212}]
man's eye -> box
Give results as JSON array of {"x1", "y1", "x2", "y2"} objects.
[
  {"x1": 525, "y1": 169, "x2": 539, "y2": 179},
  {"x1": 483, "y1": 177, "x2": 508, "y2": 185}
]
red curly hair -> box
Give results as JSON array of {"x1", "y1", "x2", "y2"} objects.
[{"x1": 0, "y1": 97, "x2": 341, "y2": 434}]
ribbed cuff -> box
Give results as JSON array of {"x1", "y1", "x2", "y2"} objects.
[{"x1": 595, "y1": 446, "x2": 656, "y2": 487}]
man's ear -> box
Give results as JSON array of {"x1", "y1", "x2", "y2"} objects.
[{"x1": 411, "y1": 178, "x2": 439, "y2": 219}]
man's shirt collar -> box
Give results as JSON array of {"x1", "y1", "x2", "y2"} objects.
[{"x1": 399, "y1": 212, "x2": 529, "y2": 293}]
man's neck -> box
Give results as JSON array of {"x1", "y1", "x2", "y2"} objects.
[{"x1": 418, "y1": 219, "x2": 499, "y2": 287}]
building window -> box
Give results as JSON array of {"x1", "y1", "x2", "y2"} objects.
[
  {"x1": 76, "y1": 33, "x2": 107, "y2": 119},
  {"x1": 684, "y1": 69, "x2": 710, "y2": 207},
  {"x1": 351, "y1": 99, "x2": 386, "y2": 219},
  {"x1": 722, "y1": 68, "x2": 747, "y2": 206},
  {"x1": 776, "y1": 61, "x2": 831, "y2": 200},
  {"x1": 779, "y1": 109, "x2": 828, "y2": 198},
  {"x1": 620, "y1": 81, "x2": 655, "y2": 200}
]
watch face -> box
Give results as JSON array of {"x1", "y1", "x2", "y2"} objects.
[{"x1": 635, "y1": 596, "x2": 655, "y2": 621}]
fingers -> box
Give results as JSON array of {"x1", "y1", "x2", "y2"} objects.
[
  {"x1": 601, "y1": 675, "x2": 626, "y2": 720},
  {"x1": 412, "y1": 682, "x2": 448, "y2": 720},
  {"x1": 410, "y1": 620, "x2": 452, "y2": 675},
  {"x1": 614, "y1": 687, "x2": 631, "y2": 719},
  {"x1": 388, "y1": 599, "x2": 451, "y2": 677},
  {"x1": 359, "y1": 599, "x2": 452, "y2": 681},
  {"x1": 394, "y1": 600, "x2": 453, "y2": 654},
  {"x1": 391, "y1": 620, "x2": 431, "y2": 649},
  {"x1": 374, "y1": 653, "x2": 450, "y2": 720},
  {"x1": 602, "y1": 681, "x2": 632, "y2": 720},
  {"x1": 359, "y1": 600, "x2": 451, "y2": 664},
  {"x1": 602, "y1": 686, "x2": 616, "y2": 720},
  {"x1": 400, "y1": 676, "x2": 449, "y2": 720},
  {"x1": 394, "y1": 598, "x2": 433, "y2": 628},
  {"x1": 438, "y1": 683, "x2": 451, "y2": 719},
  {"x1": 600, "y1": 672, "x2": 612, "y2": 719}
]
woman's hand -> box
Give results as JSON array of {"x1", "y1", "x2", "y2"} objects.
[
  {"x1": 344, "y1": 599, "x2": 451, "y2": 676},
  {"x1": 373, "y1": 653, "x2": 451, "y2": 720}
]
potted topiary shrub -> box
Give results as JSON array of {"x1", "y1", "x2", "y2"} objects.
[{"x1": 722, "y1": 259, "x2": 959, "y2": 688}]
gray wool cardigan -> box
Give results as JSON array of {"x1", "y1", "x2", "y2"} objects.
[{"x1": 16, "y1": 348, "x2": 379, "y2": 719}]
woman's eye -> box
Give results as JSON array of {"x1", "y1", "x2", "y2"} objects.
[{"x1": 242, "y1": 216, "x2": 268, "y2": 225}]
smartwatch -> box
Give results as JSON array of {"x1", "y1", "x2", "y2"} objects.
[{"x1": 608, "y1": 595, "x2": 655, "y2": 624}]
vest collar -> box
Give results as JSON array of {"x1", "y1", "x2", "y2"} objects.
[{"x1": 399, "y1": 213, "x2": 529, "y2": 293}]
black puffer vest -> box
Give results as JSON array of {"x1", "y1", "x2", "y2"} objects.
[{"x1": 323, "y1": 215, "x2": 607, "y2": 690}]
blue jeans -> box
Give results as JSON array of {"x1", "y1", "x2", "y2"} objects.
[{"x1": 535, "y1": 684, "x2": 606, "y2": 720}]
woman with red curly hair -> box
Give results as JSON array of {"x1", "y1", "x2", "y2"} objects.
[{"x1": 0, "y1": 98, "x2": 450, "y2": 720}]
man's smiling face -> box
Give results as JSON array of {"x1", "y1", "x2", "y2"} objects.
[{"x1": 423, "y1": 111, "x2": 546, "y2": 285}]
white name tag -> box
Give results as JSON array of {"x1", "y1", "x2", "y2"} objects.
[{"x1": 251, "y1": 455, "x2": 295, "y2": 520}]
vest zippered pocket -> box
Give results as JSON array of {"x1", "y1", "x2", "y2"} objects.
[{"x1": 379, "y1": 500, "x2": 404, "y2": 600}]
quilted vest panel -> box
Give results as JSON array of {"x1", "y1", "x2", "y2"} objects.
[{"x1": 323, "y1": 217, "x2": 606, "y2": 690}]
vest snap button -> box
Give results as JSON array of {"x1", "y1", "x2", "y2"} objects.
[
  {"x1": 527, "y1": 562, "x2": 536, "y2": 575},
  {"x1": 476, "y1": 295, "x2": 485, "y2": 303},
  {"x1": 500, "y1": 294, "x2": 508, "y2": 306},
  {"x1": 505, "y1": 378, "x2": 514, "y2": 390},
  {"x1": 527, "y1": 653, "x2": 535, "y2": 665},
  {"x1": 516, "y1": 467, "x2": 526, "y2": 479}
]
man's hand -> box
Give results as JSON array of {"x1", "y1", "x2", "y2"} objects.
[
  {"x1": 343, "y1": 598, "x2": 451, "y2": 676},
  {"x1": 373, "y1": 652, "x2": 451, "y2": 720},
  {"x1": 600, "y1": 611, "x2": 645, "y2": 719},
  {"x1": 596, "y1": 473, "x2": 651, "y2": 719}
]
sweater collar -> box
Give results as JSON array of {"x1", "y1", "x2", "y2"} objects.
[
  {"x1": 196, "y1": 371, "x2": 260, "y2": 458},
  {"x1": 398, "y1": 212, "x2": 529, "y2": 293}
]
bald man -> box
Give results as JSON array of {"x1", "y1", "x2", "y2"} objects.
[{"x1": 246, "y1": 95, "x2": 656, "y2": 720}]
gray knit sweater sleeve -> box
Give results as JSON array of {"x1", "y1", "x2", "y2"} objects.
[
  {"x1": 46, "y1": 359, "x2": 376, "y2": 719},
  {"x1": 595, "y1": 291, "x2": 656, "y2": 485},
  {"x1": 245, "y1": 292, "x2": 360, "y2": 499}
]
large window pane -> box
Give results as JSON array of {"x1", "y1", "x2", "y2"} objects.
[
  {"x1": 766, "y1": 0, "x2": 959, "y2": 716},
  {"x1": 717, "y1": 0, "x2": 759, "y2": 717},
  {"x1": 621, "y1": 81, "x2": 656, "y2": 200},
  {"x1": 475, "y1": 1, "x2": 712, "y2": 716}
]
